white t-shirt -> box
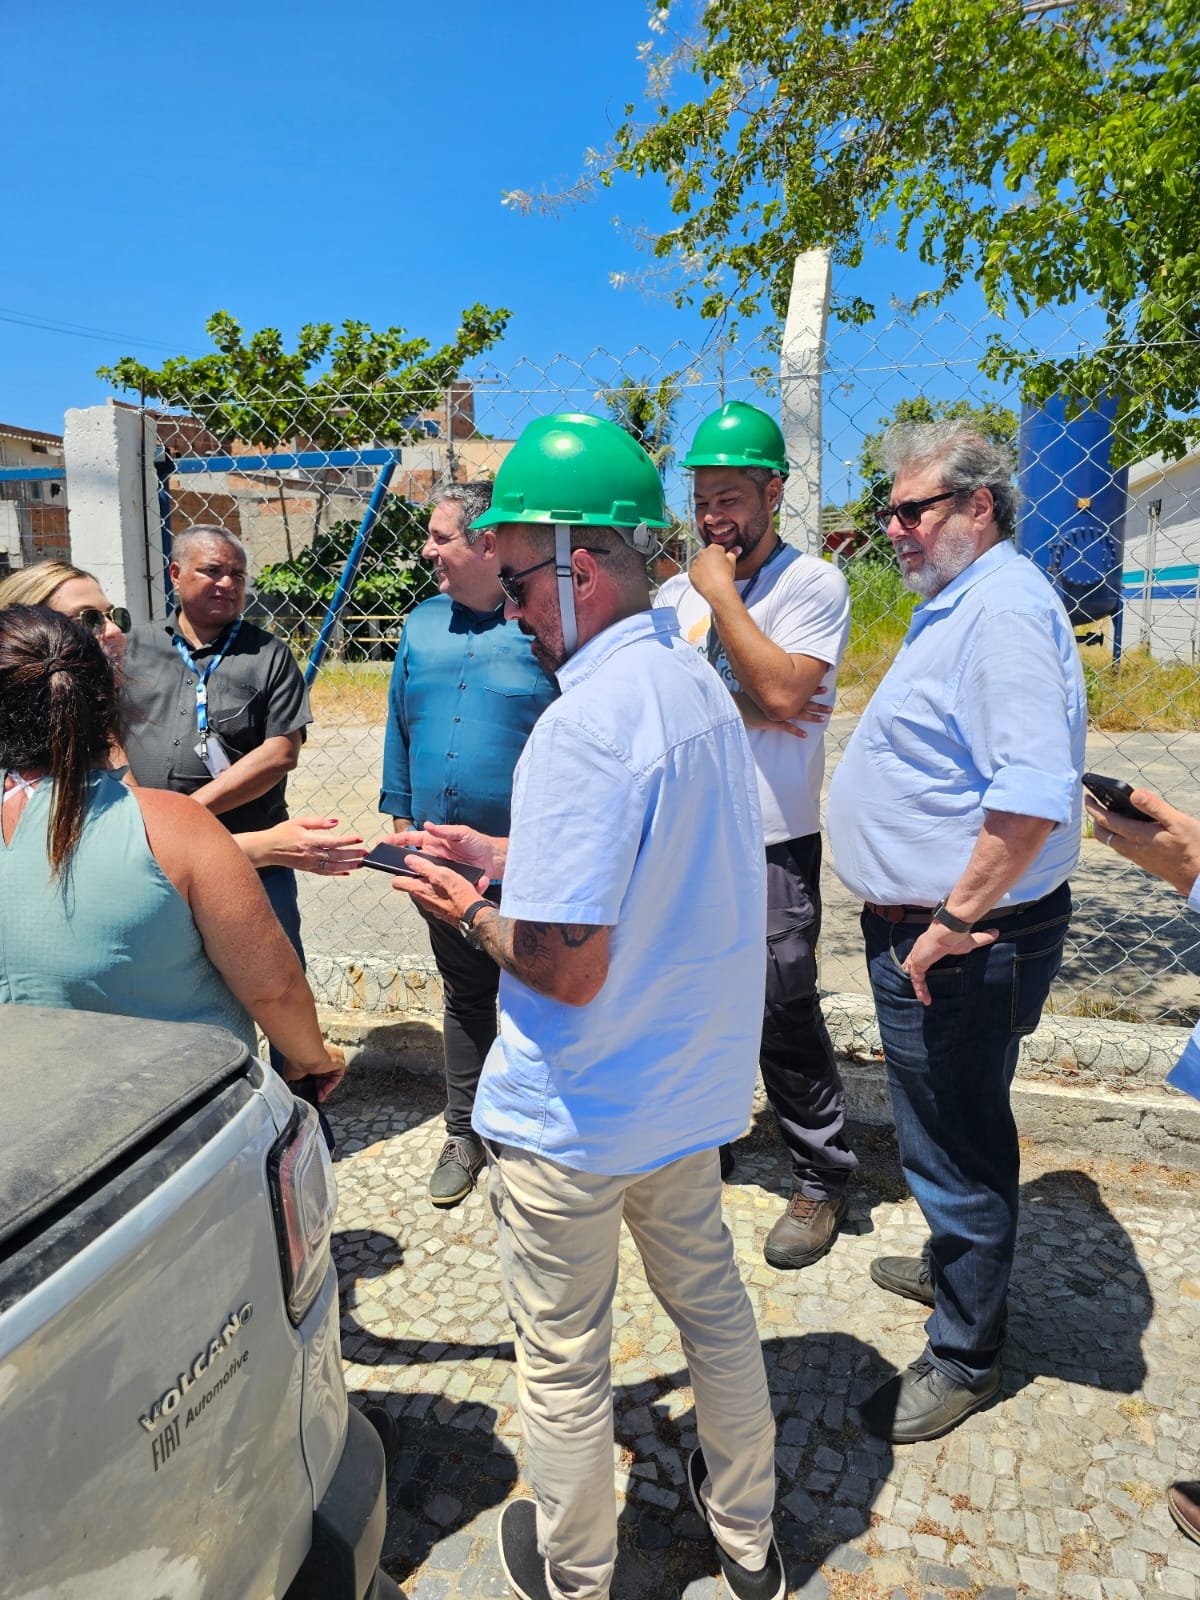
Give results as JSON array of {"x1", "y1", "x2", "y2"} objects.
[{"x1": 657, "y1": 545, "x2": 850, "y2": 844}]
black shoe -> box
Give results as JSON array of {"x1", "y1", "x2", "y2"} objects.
[
  {"x1": 859, "y1": 1357, "x2": 1001, "y2": 1444},
  {"x1": 498, "y1": 1498, "x2": 552, "y2": 1600},
  {"x1": 428, "y1": 1132, "x2": 485, "y2": 1207},
  {"x1": 870, "y1": 1252, "x2": 935, "y2": 1307},
  {"x1": 719, "y1": 1143, "x2": 735, "y2": 1181},
  {"x1": 687, "y1": 1447, "x2": 785, "y2": 1600},
  {"x1": 763, "y1": 1189, "x2": 847, "y2": 1270}
]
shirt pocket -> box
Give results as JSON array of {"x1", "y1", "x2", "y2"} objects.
[{"x1": 209, "y1": 678, "x2": 265, "y2": 752}]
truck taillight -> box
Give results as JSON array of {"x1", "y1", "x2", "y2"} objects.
[{"x1": 268, "y1": 1104, "x2": 338, "y2": 1324}]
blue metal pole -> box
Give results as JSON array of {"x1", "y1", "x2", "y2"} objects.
[
  {"x1": 156, "y1": 453, "x2": 174, "y2": 608},
  {"x1": 304, "y1": 459, "x2": 397, "y2": 685},
  {"x1": 1112, "y1": 592, "x2": 1123, "y2": 666}
]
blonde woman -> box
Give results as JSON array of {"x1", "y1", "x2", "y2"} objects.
[{"x1": 0, "y1": 560, "x2": 365, "y2": 876}]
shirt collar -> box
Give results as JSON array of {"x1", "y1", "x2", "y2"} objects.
[
  {"x1": 449, "y1": 597, "x2": 507, "y2": 627},
  {"x1": 164, "y1": 612, "x2": 241, "y2": 655},
  {"x1": 555, "y1": 607, "x2": 677, "y2": 693},
  {"x1": 907, "y1": 539, "x2": 1017, "y2": 634}
]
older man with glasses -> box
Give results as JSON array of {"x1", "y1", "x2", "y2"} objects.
[{"x1": 827, "y1": 420, "x2": 1087, "y2": 1444}]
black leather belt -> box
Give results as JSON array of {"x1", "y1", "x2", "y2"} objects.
[{"x1": 864, "y1": 898, "x2": 1039, "y2": 925}]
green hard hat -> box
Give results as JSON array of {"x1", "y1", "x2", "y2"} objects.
[
  {"x1": 681, "y1": 401, "x2": 789, "y2": 477},
  {"x1": 471, "y1": 413, "x2": 670, "y2": 540}
]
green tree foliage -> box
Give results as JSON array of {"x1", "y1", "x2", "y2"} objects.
[
  {"x1": 851, "y1": 397, "x2": 1018, "y2": 559},
  {"x1": 98, "y1": 306, "x2": 509, "y2": 449},
  {"x1": 599, "y1": 374, "x2": 682, "y2": 469},
  {"x1": 555, "y1": 0, "x2": 1199, "y2": 458},
  {"x1": 254, "y1": 497, "x2": 432, "y2": 641}
]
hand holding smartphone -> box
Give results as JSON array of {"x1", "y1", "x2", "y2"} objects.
[
  {"x1": 1082, "y1": 772, "x2": 1155, "y2": 822},
  {"x1": 362, "y1": 839, "x2": 484, "y2": 885}
]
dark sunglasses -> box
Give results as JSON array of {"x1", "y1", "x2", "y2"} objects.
[
  {"x1": 74, "y1": 604, "x2": 132, "y2": 635},
  {"x1": 498, "y1": 549, "x2": 609, "y2": 611},
  {"x1": 874, "y1": 489, "x2": 960, "y2": 533}
]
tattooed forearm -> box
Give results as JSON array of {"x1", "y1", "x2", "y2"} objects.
[{"x1": 473, "y1": 910, "x2": 608, "y2": 1003}]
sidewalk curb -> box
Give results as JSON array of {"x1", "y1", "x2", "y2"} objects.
[{"x1": 316, "y1": 976, "x2": 1200, "y2": 1173}]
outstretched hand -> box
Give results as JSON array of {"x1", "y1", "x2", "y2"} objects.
[
  {"x1": 1086, "y1": 788, "x2": 1200, "y2": 896},
  {"x1": 397, "y1": 821, "x2": 504, "y2": 883}
]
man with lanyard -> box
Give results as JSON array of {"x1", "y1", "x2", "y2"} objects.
[
  {"x1": 123, "y1": 523, "x2": 312, "y2": 983},
  {"x1": 380, "y1": 481, "x2": 556, "y2": 1209},
  {"x1": 1087, "y1": 784, "x2": 1200, "y2": 1546},
  {"x1": 389, "y1": 414, "x2": 783, "y2": 1600},
  {"x1": 656, "y1": 401, "x2": 856, "y2": 1272},
  {"x1": 828, "y1": 420, "x2": 1085, "y2": 1443}
]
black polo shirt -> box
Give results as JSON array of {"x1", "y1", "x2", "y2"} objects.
[{"x1": 122, "y1": 615, "x2": 312, "y2": 834}]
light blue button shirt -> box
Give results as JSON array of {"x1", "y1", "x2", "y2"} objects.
[
  {"x1": 472, "y1": 607, "x2": 767, "y2": 1175},
  {"x1": 1166, "y1": 875, "x2": 1200, "y2": 1102},
  {"x1": 828, "y1": 542, "x2": 1086, "y2": 907}
]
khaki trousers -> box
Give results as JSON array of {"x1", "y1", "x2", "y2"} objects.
[{"x1": 487, "y1": 1143, "x2": 777, "y2": 1600}]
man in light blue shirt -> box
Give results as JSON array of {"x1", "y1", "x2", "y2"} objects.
[
  {"x1": 828, "y1": 420, "x2": 1086, "y2": 1447},
  {"x1": 390, "y1": 415, "x2": 783, "y2": 1600}
]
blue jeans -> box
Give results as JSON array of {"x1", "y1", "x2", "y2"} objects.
[{"x1": 863, "y1": 883, "x2": 1071, "y2": 1386}]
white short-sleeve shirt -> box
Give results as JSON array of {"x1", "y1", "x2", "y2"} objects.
[{"x1": 657, "y1": 546, "x2": 851, "y2": 844}]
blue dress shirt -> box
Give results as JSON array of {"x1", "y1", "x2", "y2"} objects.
[
  {"x1": 828, "y1": 542, "x2": 1086, "y2": 907},
  {"x1": 471, "y1": 608, "x2": 767, "y2": 1175},
  {"x1": 379, "y1": 595, "x2": 556, "y2": 837}
]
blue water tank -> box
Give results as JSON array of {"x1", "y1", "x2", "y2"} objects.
[{"x1": 1017, "y1": 395, "x2": 1128, "y2": 624}]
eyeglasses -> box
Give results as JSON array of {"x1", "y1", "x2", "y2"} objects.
[
  {"x1": 74, "y1": 605, "x2": 132, "y2": 635},
  {"x1": 497, "y1": 549, "x2": 609, "y2": 611},
  {"x1": 874, "y1": 490, "x2": 960, "y2": 533}
]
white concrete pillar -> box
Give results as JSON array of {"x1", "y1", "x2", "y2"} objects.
[
  {"x1": 779, "y1": 250, "x2": 832, "y2": 556},
  {"x1": 63, "y1": 403, "x2": 165, "y2": 622}
]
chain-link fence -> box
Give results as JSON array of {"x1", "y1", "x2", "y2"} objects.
[{"x1": 137, "y1": 292, "x2": 1199, "y2": 1040}]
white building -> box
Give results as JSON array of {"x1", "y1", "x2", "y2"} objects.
[
  {"x1": 1121, "y1": 446, "x2": 1200, "y2": 663},
  {"x1": 0, "y1": 422, "x2": 69, "y2": 575}
]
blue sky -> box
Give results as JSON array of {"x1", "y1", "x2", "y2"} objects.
[{"x1": 0, "y1": 1, "x2": 1068, "y2": 492}]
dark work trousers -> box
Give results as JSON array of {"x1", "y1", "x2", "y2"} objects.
[
  {"x1": 259, "y1": 865, "x2": 333, "y2": 1153},
  {"x1": 760, "y1": 834, "x2": 858, "y2": 1201},
  {"x1": 862, "y1": 883, "x2": 1071, "y2": 1385},
  {"x1": 421, "y1": 884, "x2": 503, "y2": 1139}
]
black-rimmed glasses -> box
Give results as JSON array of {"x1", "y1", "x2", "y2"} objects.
[
  {"x1": 498, "y1": 549, "x2": 609, "y2": 610},
  {"x1": 74, "y1": 605, "x2": 132, "y2": 635},
  {"x1": 873, "y1": 490, "x2": 960, "y2": 533}
]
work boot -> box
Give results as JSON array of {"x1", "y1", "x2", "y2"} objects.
[
  {"x1": 1167, "y1": 1481, "x2": 1200, "y2": 1546},
  {"x1": 763, "y1": 1188, "x2": 847, "y2": 1269},
  {"x1": 428, "y1": 1132, "x2": 484, "y2": 1207},
  {"x1": 860, "y1": 1356, "x2": 1001, "y2": 1444},
  {"x1": 870, "y1": 1252, "x2": 936, "y2": 1307}
]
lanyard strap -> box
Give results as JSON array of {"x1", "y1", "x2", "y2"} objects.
[
  {"x1": 705, "y1": 539, "x2": 790, "y2": 667},
  {"x1": 171, "y1": 618, "x2": 243, "y2": 753}
]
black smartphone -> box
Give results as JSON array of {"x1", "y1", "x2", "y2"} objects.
[
  {"x1": 1082, "y1": 772, "x2": 1154, "y2": 821},
  {"x1": 362, "y1": 839, "x2": 483, "y2": 883}
]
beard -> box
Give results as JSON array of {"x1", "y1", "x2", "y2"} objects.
[{"x1": 896, "y1": 522, "x2": 979, "y2": 599}]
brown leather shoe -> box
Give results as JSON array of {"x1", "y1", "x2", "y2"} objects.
[
  {"x1": 763, "y1": 1189, "x2": 847, "y2": 1269},
  {"x1": 1167, "y1": 1481, "x2": 1200, "y2": 1546}
]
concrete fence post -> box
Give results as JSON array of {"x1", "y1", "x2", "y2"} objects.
[
  {"x1": 778, "y1": 250, "x2": 832, "y2": 556},
  {"x1": 63, "y1": 403, "x2": 165, "y2": 622}
]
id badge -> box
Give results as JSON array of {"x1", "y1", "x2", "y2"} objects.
[
  {"x1": 196, "y1": 738, "x2": 233, "y2": 778},
  {"x1": 1166, "y1": 1022, "x2": 1200, "y2": 1105}
]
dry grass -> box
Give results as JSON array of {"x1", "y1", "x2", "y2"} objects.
[
  {"x1": 1081, "y1": 644, "x2": 1200, "y2": 731},
  {"x1": 308, "y1": 662, "x2": 391, "y2": 724}
]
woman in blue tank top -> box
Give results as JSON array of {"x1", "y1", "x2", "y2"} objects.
[{"x1": 0, "y1": 605, "x2": 343, "y2": 1102}]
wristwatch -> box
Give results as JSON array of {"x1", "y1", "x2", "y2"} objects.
[
  {"x1": 458, "y1": 899, "x2": 494, "y2": 948},
  {"x1": 931, "y1": 896, "x2": 975, "y2": 934}
]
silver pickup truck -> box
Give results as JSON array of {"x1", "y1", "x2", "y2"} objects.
[{"x1": 0, "y1": 1005, "x2": 399, "y2": 1600}]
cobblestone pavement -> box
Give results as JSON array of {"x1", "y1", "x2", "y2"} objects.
[{"x1": 330, "y1": 1064, "x2": 1200, "y2": 1600}]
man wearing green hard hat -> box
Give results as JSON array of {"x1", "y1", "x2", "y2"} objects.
[
  {"x1": 390, "y1": 412, "x2": 784, "y2": 1600},
  {"x1": 658, "y1": 399, "x2": 856, "y2": 1271}
]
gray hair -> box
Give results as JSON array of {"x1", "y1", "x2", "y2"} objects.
[
  {"x1": 882, "y1": 421, "x2": 1019, "y2": 539},
  {"x1": 740, "y1": 466, "x2": 780, "y2": 493},
  {"x1": 171, "y1": 524, "x2": 248, "y2": 569},
  {"x1": 436, "y1": 481, "x2": 494, "y2": 545}
]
